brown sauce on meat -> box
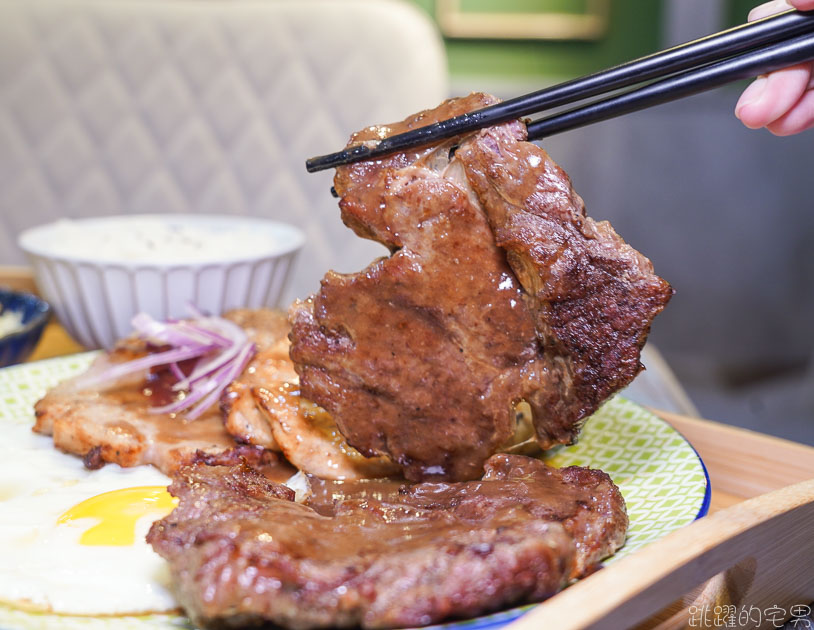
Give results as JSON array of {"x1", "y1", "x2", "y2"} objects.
[
  {"x1": 290, "y1": 93, "x2": 671, "y2": 482},
  {"x1": 305, "y1": 477, "x2": 407, "y2": 515},
  {"x1": 257, "y1": 461, "x2": 297, "y2": 484},
  {"x1": 108, "y1": 371, "x2": 296, "y2": 481},
  {"x1": 226, "y1": 483, "x2": 554, "y2": 564},
  {"x1": 292, "y1": 456, "x2": 625, "y2": 567},
  {"x1": 100, "y1": 383, "x2": 235, "y2": 449},
  {"x1": 306, "y1": 465, "x2": 595, "y2": 523}
]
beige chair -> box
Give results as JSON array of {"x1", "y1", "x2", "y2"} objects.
[{"x1": 0, "y1": 0, "x2": 448, "y2": 301}]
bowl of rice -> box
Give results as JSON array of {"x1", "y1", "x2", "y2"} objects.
[
  {"x1": 18, "y1": 215, "x2": 305, "y2": 349},
  {"x1": 0, "y1": 289, "x2": 52, "y2": 367}
]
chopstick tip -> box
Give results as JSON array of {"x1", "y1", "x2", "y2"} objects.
[{"x1": 306, "y1": 143, "x2": 377, "y2": 173}]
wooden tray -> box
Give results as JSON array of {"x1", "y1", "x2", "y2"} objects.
[{"x1": 507, "y1": 411, "x2": 814, "y2": 630}]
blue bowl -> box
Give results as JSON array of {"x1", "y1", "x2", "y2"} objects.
[{"x1": 0, "y1": 289, "x2": 52, "y2": 367}]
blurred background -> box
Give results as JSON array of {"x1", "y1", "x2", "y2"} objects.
[{"x1": 1, "y1": 0, "x2": 812, "y2": 444}]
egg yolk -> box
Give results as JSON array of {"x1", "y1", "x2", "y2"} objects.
[{"x1": 57, "y1": 486, "x2": 178, "y2": 546}]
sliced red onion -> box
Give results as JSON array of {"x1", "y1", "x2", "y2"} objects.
[
  {"x1": 132, "y1": 313, "x2": 224, "y2": 349},
  {"x1": 170, "y1": 317, "x2": 250, "y2": 391},
  {"x1": 168, "y1": 362, "x2": 186, "y2": 382},
  {"x1": 181, "y1": 341, "x2": 256, "y2": 420},
  {"x1": 85, "y1": 308, "x2": 256, "y2": 420},
  {"x1": 149, "y1": 363, "x2": 226, "y2": 416},
  {"x1": 77, "y1": 345, "x2": 217, "y2": 389}
]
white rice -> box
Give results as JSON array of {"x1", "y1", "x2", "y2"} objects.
[{"x1": 35, "y1": 218, "x2": 285, "y2": 264}]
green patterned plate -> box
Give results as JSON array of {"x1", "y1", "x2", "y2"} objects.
[{"x1": 0, "y1": 354, "x2": 709, "y2": 630}]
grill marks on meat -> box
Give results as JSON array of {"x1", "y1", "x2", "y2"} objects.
[
  {"x1": 148, "y1": 454, "x2": 627, "y2": 630},
  {"x1": 290, "y1": 93, "x2": 672, "y2": 481},
  {"x1": 457, "y1": 124, "x2": 674, "y2": 447}
]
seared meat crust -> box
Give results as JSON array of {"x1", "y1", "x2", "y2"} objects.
[
  {"x1": 147, "y1": 454, "x2": 627, "y2": 630},
  {"x1": 290, "y1": 93, "x2": 672, "y2": 480},
  {"x1": 457, "y1": 124, "x2": 674, "y2": 446},
  {"x1": 188, "y1": 444, "x2": 295, "y2": 482}
]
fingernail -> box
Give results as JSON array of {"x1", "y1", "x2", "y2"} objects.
[
  {"x1": 735, "y1": 76, "x2": 768, "y2": 118},
  {"x1": 749, "y1": 0, "x2": 790, "y2": 21}
]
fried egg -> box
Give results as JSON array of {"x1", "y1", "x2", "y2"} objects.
[{"x1": 0, "y1": 422, "x2": 178, "y2": 615}]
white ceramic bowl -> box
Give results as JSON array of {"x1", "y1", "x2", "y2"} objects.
[{"x1": 19, "y1": 215, "x2": 305, "y2": 349}]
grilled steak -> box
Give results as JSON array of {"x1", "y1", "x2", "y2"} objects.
[
  {"x1": 456, "y1": 124, "x2": 674, "y2": 447},
  {"x1": 290, "y1": 93, "x2": 672, "y2": 481},
  {"x1": 147, "y1": 453, "x2": 627, "y2": 630}
]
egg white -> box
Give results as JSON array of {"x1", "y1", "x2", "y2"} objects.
[{"x1": 0, "y1": 423, "x2": 177, "y2": 615}]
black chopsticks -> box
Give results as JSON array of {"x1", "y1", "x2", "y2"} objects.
[
  {"x1": 526, "y1": 29, "x2": 814, "y2": 141},
  {"x1": 306, "y1": 9, "x2": 814, "y2": 173}
]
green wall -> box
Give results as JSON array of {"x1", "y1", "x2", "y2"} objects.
[
  {"x1": 408, "y1": 0, "x2": 763, "y2": 85},
  {"x1": 409, "y1": 0, "x2": 663, "y2": 82},
  {"x1": 726, "y1": 0, "x2": 758, "y2": 25}
]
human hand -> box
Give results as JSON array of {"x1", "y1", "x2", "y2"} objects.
[{"x1": 734, "y1": 0, "x2": 814, "y2": 134}]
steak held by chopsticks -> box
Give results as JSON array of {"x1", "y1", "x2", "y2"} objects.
[
  {"x1": 290, "y1": 93, "x2": 673, "y2": 482},
  {"x1": 148, "y1": 453, "x2": 627, "y2": 630}
]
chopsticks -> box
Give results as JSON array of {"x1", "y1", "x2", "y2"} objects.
[
  {"x1": 306, "y1": 9, "x2": 814, "y2": 173},
  {"x1": 526, "y1": 28, "x2": 814, "y2": 140}
]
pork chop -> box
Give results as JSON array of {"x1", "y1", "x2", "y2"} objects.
[
  {"x1": 254, "y1": 385, "x2": 399, "y2": 480},
  {"x1": 33, "y1": 312, "x2": 295, "y2": 479},
  {"x1": 221, "y1": 309, "x2": 292, "y2": 449},
  {"x1": 33, "y1": 348, "x2": 244, "y2": 475}
]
